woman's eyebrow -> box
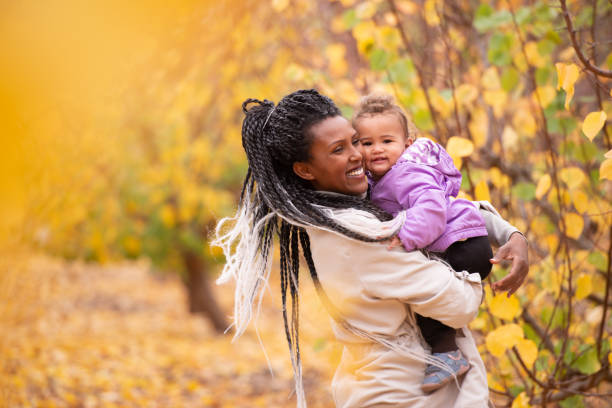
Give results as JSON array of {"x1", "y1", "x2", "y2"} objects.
[{"x1": 327, "y1": 138, "x2": 346, "y2": 148}]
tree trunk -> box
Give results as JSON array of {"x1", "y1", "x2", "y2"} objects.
[{"x1": 181, "y1": 250, "x2": 229, "y2": 334}]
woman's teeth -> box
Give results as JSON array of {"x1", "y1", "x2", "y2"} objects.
[{"x1": 347, "y1": 167, "x2": 364, "y2": 176}]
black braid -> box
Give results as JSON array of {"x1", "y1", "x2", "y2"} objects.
[{"x1": 239, "y1": 90, "x2": 393, "y2": 397}]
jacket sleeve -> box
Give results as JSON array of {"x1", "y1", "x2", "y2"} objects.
[
  {"x1": 358, "y1": 244, "x2": 483, "y2": 328},
  {"x1": 476, "y1": 200, "x2": 521, "y2": 246},
  {"x1": 392, "y1": 163, "x2": 448, "y2": 251}
]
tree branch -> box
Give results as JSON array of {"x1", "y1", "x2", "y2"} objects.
[{"x1": 559, "y1": 0, "x2": 612, "y2": 78}]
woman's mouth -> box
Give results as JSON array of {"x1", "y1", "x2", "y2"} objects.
[{"x1": 347, "y1": 167, "x2": 364, "y2": 177}]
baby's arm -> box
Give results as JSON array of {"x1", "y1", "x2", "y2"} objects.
[{"x1": 392, "y1": 163, "x2": 448, "y2": 251}]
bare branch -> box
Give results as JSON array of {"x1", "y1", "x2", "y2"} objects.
[{"x1": 559, "y1": 0, "x2": 612, "y2": 78}]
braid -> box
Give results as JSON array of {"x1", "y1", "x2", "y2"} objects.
[{"x1": 215, "y1": 89, "x2": 399, "y2": 408}]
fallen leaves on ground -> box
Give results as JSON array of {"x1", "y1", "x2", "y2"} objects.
[{"x1": 0, "y1": 254, "x2": 339, "y2": 407}]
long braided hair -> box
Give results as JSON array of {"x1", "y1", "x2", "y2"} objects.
[{"x1": 214, "y1": 89, "x2": 401, "y2": 407}]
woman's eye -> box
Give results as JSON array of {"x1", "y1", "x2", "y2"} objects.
[
  {"x1": 333, "y1": 146, "x2": 343, "y2": 153},
  {"x1": 352, "y1": 139, "x2": 360, "y2": 145}
]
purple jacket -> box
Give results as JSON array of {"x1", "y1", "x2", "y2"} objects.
[{"x1": 369, "y1": 138, "x2": 487, "y2": 253}]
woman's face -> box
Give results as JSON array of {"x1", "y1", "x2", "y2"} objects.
[{"x1": 292, "y1": 116, "x2": 368, "y2": 196}]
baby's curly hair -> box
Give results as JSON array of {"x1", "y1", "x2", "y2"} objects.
[{"x1": 353, "y1": 93, "x2": 417, "y2": 143}]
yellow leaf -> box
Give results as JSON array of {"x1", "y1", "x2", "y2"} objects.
[
  {"x1": 525, "y1": 42, "x2": 545, "y2": 68},
  {"x1": 556, "y1": 63, "x2": 580, "y2": 110},
  {"x1": 571, "y1": 190, "x2": 589, "y2": 213},
  {"x1": 535, "y1": 174, "x2": 551, "y2": 200},
  {"x1": 559, "y1": 166, "x2": 586, "y2": 190},
  {"x1": 160, "y1": 205, "x2": 176, "y2": 228},
  {"x1": 481, "y1": 67, "x2": 501, "y2": 91},
  {"x1": 446, "y1": 136, "x2": 474, "y2": 158},
  {"x1": 490, "y1": 293, "x2": 521, "y2": 321},
  {"x1": 502, "y1": 126, "x2": 519, "y2": 151},
  {"x1": 513, "y1": 109, "x2": 537, "y2": 136},
  {"x1": 455, "y1": 84, "x2": 479, "y2": 106},
  {"x1": 530, "y1": 216, "x2": 550, "y2": 236},
  {"x1": 272, "y1": 0, "x2": 290, "y2": 12},
  {"x1": 516, "y1": 339, "x2": 538, "y2": 369},
  {"x1": 474, "y1": 180, "x2": 491, "y2": 202},
  {"x1": 575, "y1": 273, "x2": 593, "y2": 300},
  {"x1": 423, "y1": 0, "x2": 440, "y2": 26},
  {"x1": 582, "y1": 111, "x2": 607, "y2": 141},
  {"x1": 325, "y1": 43, "x2": 348, "y2": 77},
  {"x1": 600, "y1": 158, "x2": 612, "y2": 180},
  {"x1": 605, "y1": 149, "x2": 612, "y2": 159},
  {"x1": 511, "y1": 392, "x2": 531, "y2": 408},
  {"x1": 483, "y1": 89, "x2": 507, "y2": 117},
  {"x1": 486, "y1": 324, "x2": 524, "y2": 357},
  {"x1": 468, "y1": 108, "x2": 488, "y2": 148},
  {"x1": 355, "y1": 1, "x2": 378, "y2": 19},
  {"x1": 534, "y1": 85, "x2": 556, "y2": 108},
  {"x1": 562, "y1": 212, "x2": 583, "y2": 239}
]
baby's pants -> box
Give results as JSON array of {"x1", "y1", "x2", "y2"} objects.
[{"x1": 416, "y1": 235, "x2": 493, "y2": 353}]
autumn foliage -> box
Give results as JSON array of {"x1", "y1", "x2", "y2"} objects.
[{"x1": 1, "y1": 0, "x2": 611, "y2": 407}]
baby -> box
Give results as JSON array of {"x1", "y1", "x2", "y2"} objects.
[{"x1": 353, "y1": 94, "x2": 493, "y2": 393}]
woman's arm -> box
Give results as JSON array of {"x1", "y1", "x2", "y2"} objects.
[
  {"x1": 478, "y1": 201, "x2": 529, "y2": 296},
  {"x1": 357, "y1": 245, "x2": 483, "y2": 329}
]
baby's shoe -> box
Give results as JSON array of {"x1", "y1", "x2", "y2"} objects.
[{"x1": 421, "y1": 350, "x2": 470, "y2": 393}]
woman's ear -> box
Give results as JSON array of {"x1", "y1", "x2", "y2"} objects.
[{"x1": 293, "y1": 162, "x2": 315, "y2": 181}]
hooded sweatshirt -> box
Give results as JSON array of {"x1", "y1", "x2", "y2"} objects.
[{"x1": 369, "y1": 138, "x2": 488, "y2": 253}]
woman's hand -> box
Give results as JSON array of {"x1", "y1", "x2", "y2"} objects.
[
  {"x1": 385, "y1": 235, "x2": 403, "y2": 250},
  {"x1": 490, "y1": 232, "x2": 529, "y2": 296}
]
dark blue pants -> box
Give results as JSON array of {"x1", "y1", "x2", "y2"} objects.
[{"x1": 416, "y1": 235, "x2": 492, "y2": 353}]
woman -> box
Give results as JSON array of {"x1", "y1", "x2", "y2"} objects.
[{"x1": 214, "y1": 90, "x2": 528, "y2": 407}]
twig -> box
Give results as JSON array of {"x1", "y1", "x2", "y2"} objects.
[
  {"x1": 596, "y1": 226, "x2": 612, "y2": 358},
  {"x1": 559, "y1": 0, "x2": 612, "y2": 78},
  {"x1": 522, "y1": 310, "x2": 556, "y2": 354},
  {"x1": 387, "y1": 0, "x2": 445, "y2": 142}
]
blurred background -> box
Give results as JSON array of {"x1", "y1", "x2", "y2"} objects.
[{"x1": 1, "y1": 0, "x2": 611, "y2": 406}]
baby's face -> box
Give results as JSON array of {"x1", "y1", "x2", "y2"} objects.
[{"x1": 355, "y1": 113, "x2": 411, "y2": 181}]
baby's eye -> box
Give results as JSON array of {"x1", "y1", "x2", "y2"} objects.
[
  {"x1": 361, "y1": 141, "x2": 372, "y2": 146},
  {"x1": 384, "y1": 139, "x2": 394, "y2": 144}
]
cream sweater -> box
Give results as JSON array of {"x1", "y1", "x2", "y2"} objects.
[{"x1": 305, "y1": 204, "x2": 517, "y2": 407}]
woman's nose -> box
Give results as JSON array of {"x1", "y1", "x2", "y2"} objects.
[{"x1": 349, "y1": 144, "x2": 363, "y2": 161}]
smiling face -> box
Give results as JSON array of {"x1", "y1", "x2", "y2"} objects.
[
  {"x1": 292, "y1": 115, "x2": 368, "y2": 196},
  {"x1": 355, "y1": 113, "x2": 411, "y2": 181}
]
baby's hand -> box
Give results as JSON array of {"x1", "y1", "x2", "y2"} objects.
[{"x1": 385, "y1": 235, "x2": 403, "y2": 250}]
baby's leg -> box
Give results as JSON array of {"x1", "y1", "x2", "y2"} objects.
[
  {"x1": 442, "y1": 235, "x2": 493, "y2": 281},
  {"x1": 417, "y1": 236, "x2": 493, "y2": 354},
  {"x1": 416, "y1": 315, "x2": 458, "y2": 353}
]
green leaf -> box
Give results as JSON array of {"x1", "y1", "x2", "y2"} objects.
[
  {"x1": 535, "y1": 66, "x2": 552, "y2": 86},
  {"x1": 515, "y1": 6, "x2": 532, "y2": 25},
  {"x1": 413, "y1": 108, "x2": 433, "y2": 131},
  {"x1": 588, "y1": 251, "x2": 608, "y2": 271},
  {"x1": 474, "y1": 6, "x2": 512, "y2": 32},
  {"x1": 369, "y1": 48, "x2": 390, "y2": 71},
  {"x1": 501, "y1": 67, "x2": 520, "y2": 92},
  {"x1": 488, "y1": 33, "x2": 514, "y2": 66},
  {"x1": 512, "y1": 182, "x2": 536, "y2": 201},
  {"x1": 560, "y1": 395, "x2": 584, "y2": 408},
  {"x1": 574, "y1": 347, "x2": 601, "y2": 375},
  {"x1": 388, "y1": 58, "x2": 414, "y2": 84},
  {"x1": 342, "y1": 9, "x2": 359, "y2": 29},
  {"x1": 313, "y1": 338, "x2": 327, "y2": 352}
]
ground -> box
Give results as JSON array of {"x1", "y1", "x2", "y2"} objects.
[{"x1": 0, "y1": 255, "x2": 340, "y2": 407}]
